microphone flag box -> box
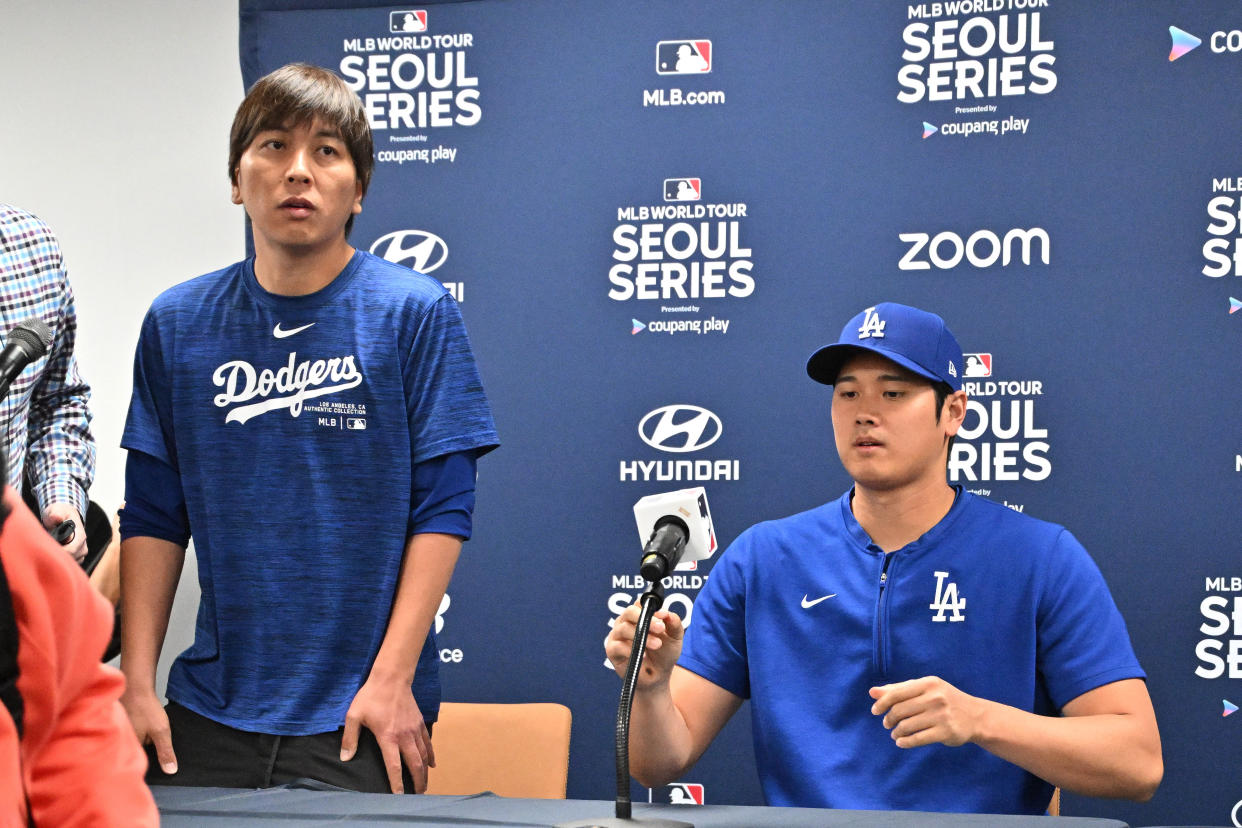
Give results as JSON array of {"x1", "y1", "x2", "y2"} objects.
[{"x1": 633, "y1": 487, "x2": 717, "y2": 569}]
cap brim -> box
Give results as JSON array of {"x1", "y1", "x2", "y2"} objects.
[
  {"x1": 806, "y1": 344, "x2": 860, "y2": 385},
  {"x1": 806, "y1": 341, "x2": 942, "y2": 386}
]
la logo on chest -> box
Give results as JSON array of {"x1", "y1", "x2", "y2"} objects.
[{"x1": 930, "y1": 570, "x2": 966, "y2": 622}]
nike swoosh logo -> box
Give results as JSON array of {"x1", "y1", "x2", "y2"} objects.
[
  {"x1": 801, "y1": 593, "x2": 837, "y2": 609},
  {"x1": 273, "y1": 322, "x2": 316, "y2": 339}
]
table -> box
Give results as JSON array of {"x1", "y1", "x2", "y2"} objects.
[{"x1": 152, "y1": 786, "x2": 1130, "y2": 827}]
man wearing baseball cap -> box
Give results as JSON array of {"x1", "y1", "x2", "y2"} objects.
[{"x1": 606, "y1": 302, "x2": 1162, "y2": 814}]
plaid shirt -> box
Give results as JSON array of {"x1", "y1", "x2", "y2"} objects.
[{"x1": 0, "y1": 204, "x2": 94, "y2": 517}]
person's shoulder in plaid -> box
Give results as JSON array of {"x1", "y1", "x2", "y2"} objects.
[{"x1": 0, "y1": 203, "x2": 95, "y2": 563}]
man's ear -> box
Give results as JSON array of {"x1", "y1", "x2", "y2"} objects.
[{"x1": 943, "y1": 390, "x2": 968, "y2": 437}]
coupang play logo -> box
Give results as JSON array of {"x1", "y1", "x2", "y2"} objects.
[
  {"x1": 1168, "y1": 26, "x2": 1202, "y2": 61},
  {"x1": 1168, "y1": 22, "x2": 1242, "y2": 61}
]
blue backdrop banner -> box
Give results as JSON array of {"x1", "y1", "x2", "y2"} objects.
[{"x1": 238, "y1": 2, "x2": 1242, "y2": 823}]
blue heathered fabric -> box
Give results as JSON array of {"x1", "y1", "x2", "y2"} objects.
[{"x1": 121, "y1": 250, "x2": 498, "y2": 735}]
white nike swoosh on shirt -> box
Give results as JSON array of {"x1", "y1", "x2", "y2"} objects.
[
  {"x1": 801, "y1": 593, "x2": 837, "y2": 609},
  {"x1": 273, "y1": 322, "x2": 316, "y2": 339}
]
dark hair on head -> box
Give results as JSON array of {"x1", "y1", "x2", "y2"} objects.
[{"x1": 228, "y1": 63, "x2": 374, "y2": 235}]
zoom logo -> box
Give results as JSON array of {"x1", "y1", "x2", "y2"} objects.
[
  {"x1": 898, "y1": 228, "x2": 1049, "y2": 271},
  {"x1": 638, "y1": 405, "x2": 722, "y2": 453},
  {"x1": 371, "y1": 229, "x2": 449, "y2": 274}
]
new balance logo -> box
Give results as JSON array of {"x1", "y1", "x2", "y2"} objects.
[{"x1": 930, "y1": 570, "x2": 965, "y2": 622}]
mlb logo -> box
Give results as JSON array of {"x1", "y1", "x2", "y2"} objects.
[
  {"x1": 664, "y1": 178, "x2": 701, "y2": 202},
  {"x1": 390, "y1": 10, "x2": 427, "y2": 32},
  {"x1": 656, "y1": 40, "x2": 712, "y2": 75},
  {"x1": 963, "y1": 353, "x2": 992, "y2": 378},
  {"x1": 346, "y1": 418, "x2": 368, "y2": 431},
  {"x1": 659, "y1": 783, "x2": 705, "y2": 805}
]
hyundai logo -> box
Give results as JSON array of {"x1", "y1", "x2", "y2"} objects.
[
  {"x1": 370, "y1": 229, "x2": 449, "y2": 274},
  {"x1": 638, "y1": 405, "x2": 722, "y2": 453}
]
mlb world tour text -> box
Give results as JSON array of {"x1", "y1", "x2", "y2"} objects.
[
  {"x1": 340, "y1": 35, "x2": 480, "y2": 129},
  {"x1": 609, "y1": 204, "x2": 754, "y2": 301}
]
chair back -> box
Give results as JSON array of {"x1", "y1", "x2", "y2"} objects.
[{"x1": 426, "y1": 702, "x2": 572, "y2": 799}]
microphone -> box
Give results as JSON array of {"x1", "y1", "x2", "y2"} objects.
[
  {"x1": 556, "y1": 489, "x2": 719, "y2": 827},
  {"x1": 0, "y1": 318, "x2": 52, "y2": 403},
  {"x1": 633, "y1": 487, "x2": 716, "y2": 583}
]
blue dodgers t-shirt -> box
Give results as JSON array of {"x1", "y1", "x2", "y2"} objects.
[
  {"x1": 679, "y1": 489, "x2": 1145, "y2": 814},
  {"x1": 122, "y1": 250, "x2": 498, "y2": 735}
]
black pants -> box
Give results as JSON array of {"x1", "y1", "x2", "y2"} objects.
[{"x1": 144, "y1": 701, "x2": 427, "y2": 793}]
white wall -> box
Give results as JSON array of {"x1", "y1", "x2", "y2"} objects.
[{"x1": 0, "y1": 0, "x2": 244, "y2": 688}]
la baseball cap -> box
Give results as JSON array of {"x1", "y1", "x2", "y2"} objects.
[{"x1": 806, "y1": 302, "x2": 963, "y2": 390}]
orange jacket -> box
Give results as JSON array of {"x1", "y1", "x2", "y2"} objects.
[{"x1": 0, "y1": 488, "x2": 157, "y2": 827}]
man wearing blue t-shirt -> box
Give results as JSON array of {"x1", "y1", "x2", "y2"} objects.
[
  {"x1": 606, "y1": 302, "x2": 1161, "y2": 814},
  {"x1": 118, "y1": 63, "x2": 498, "y2": 795}
]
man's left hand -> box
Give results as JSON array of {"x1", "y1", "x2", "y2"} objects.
[
  {"x1": 43, "y1": 502, "x2": 85, "y2": 563},
  {"x1": 869, "y1": 676, "x2": 982, "y2": 748},
  {"x1": 340, "y1": 675, "x2": 435, "y2": 793}
]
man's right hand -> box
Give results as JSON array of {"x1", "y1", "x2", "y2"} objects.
[
  {"x1": 120, "y1": 687, "x2": 178, "y2": 775},
  {"x1": 604, "y1": 602, "x2": 685, "y2": 689}
]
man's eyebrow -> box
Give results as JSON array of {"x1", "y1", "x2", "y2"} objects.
[
  {"x1": 255, "y1": 124, "x2": 343, "y2": 139},
  {"x1": 836, "y1": 372, "x2": 918, "y2": 384}
]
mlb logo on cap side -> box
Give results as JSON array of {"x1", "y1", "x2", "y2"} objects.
[
  {"x1": 664, "y1": 178, "x2": 701, "y2": 202},
  {"x1": 656, "y1": 40, "x2": 712, "y2": 75},
  {"x1": 390, "y1": 10, "x2": 427, "y2": 32}
]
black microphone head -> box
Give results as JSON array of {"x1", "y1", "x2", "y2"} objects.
[{"x1": 6, "y1": 318, "x2": 53, "y2": 360}]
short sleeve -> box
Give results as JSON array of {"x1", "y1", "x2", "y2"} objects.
[
  {"x1": 120, "y1": 307, "x2": 177, "y2": 469},
  {"x1": 678, "y1": 534, "x2": 752, "y2": 700},
  {"x1": 1036, "y1": 529, "x2": 1145, "y2": 709},
  {"x1": 401, "y1": 295, "x2": 498, "y2": 465}
]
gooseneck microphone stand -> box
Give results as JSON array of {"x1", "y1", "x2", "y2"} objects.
[{"x1": 561, "y1": 578, "x2": 692, "y2": 828}]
